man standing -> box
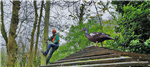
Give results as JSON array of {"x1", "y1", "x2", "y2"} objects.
[{"x1": 42, "y1": 29, "x2": 60, "y2": 65}]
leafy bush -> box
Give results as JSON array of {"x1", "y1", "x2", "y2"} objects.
[
  {"x1": 115, "y1": 2, "x2": 150, "y2": 54},
  {"x1": 144, "y1": 38, "x2": 150, "y2": 47}
]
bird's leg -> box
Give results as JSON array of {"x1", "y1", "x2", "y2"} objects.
[
  {"x1": 95, "y1": 41, "x2": 98, "y2": 47},
  {"x1": 101, "y1": 42, "x2": 103, "y2": 47}
]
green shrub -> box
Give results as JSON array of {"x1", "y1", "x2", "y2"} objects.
[{"x1": 115, "y1": 2, "x2": 150, "y2": 54}]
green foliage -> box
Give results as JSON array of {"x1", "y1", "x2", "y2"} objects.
[
  {"x1": 144, "y1": 38, "x2": 150, "y2": 47},
  {"x1": 130, "y1": 39, "x2": 140, "y2": 46},
  {"x1": 111, "y1": 1, "x2": 149, "y2": 15},
  {"x1": 125, "y1": 38, "x2": 150, "y2": 54},
  {"x1": 115, "y1": 2, "x2": 150, "y2": 54},
  {"x1": 50, "y1": 17, "x2": 120, "y2": 63}
]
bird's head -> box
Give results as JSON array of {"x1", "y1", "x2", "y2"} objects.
[{"x1": 80, "y1": 27, "x2": 87, "y2": 32}]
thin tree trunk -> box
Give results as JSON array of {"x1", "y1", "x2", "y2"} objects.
[
  {"x1": 33, "y1": 1, "x2": 44, "y2": 67},
  {"x1": 22, "y1": 1, "x2": 27, "y2": 67},
  {"x1": 79, "y1": 4, "x2": 85, "y2": 24},
  {"x1": 27, "y1": 1, "x2": 38, "y2": 67},
  {"x1": 7, "y1": 1, "x2": 20, "y2": 67},
  {"x1": 1, "y1": 1, "x2": 8, "y2": 43},
  {"x1": 41, "y1": 1, "x2": 50, "y2": 65},
  {"x1": 1, "y1": 0, "x2": 8, "y2": 53},
  {"x1": 22, "y1": 45, "x2": 26, "y2": 67},
  {"x1": 93, "y1": 1, "x2": 103, "y2": 33}
]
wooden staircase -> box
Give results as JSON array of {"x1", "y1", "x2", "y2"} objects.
[{"x1": 40, "y1": 46, "x2": 150, "y2": 67}]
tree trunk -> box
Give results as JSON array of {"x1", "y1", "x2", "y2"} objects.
[
  {"x1": 41, "y1": 1, "x2": 50, "y2": 65},
  {"x1": 1, "y1": 0, "x2": 9, "y2": 53},
  {"x1": 33, "y1": 1, "x2": 44, "y2": 67},
  {"x1": 1, "y1": 1, "x2": 8, "y2": 43},
  {"x1": 6, "y1": 1, "x2": 20, "y2": 67},
  {"x1": 27, "y1": 1, "x2": 38, "y2": 67},
  {"x1": 22, "y1": 45, "x2": 26, "y2": 67},
  {"x1": 79, "y1": 4, "x2": 85, "y2": 24}
]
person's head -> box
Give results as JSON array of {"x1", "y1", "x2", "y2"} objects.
[{"x1": 52, "y1": 29, "x2": 56, "y2": 35}]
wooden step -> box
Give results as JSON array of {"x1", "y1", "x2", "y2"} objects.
[
  {"x1": 40, "y1": 61, "x2": 149, "y2": 67},
  {"x1": 51, "y1": 53, "x2": 121, "y2": 64},
  {"x1": 69, "y1": 61, "x2": 149, "y2": 67},
  {"x1": 41, "y1": 57, "x2": 132, "y2": 67}
]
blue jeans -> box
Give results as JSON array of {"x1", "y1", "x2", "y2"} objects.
[{"x1": 44, "y1": 43, "x2": 59, "y2": 64}]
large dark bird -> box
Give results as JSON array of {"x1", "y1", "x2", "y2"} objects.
[{"x1": 80, "y1": 27, "x2": 114, "y2": 47}]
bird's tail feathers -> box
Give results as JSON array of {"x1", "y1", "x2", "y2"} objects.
[{"x1": 105, "y1": 35, "x2": 114, "y2": 40}]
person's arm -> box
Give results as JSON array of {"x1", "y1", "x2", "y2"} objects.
[
  {"x1": 53, "y1": 36, "x2": 59, "y2": 44},
  {"x1": 48, "y1": 36, "x2": 53, "y2": 41},
  {"x1": 48, "y1": 37, "x2": 51, "y2": 41}
]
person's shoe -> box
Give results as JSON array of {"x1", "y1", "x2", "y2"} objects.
[
  {"x1": 46, "y1": 60, "x2": 49, "y2": 65},
  {"x1": 46, "y1": 62, "x2": 48, "y2": 65},
  {"x1": 41, "y1": 51, "x2": 47, "y2": 56}
]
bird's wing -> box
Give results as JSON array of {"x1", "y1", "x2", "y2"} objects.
[
  {"x1": 90, "y1": 32, "x2": 102, "y2": 38},
  {"x1": 101, "y1": 33, "x2": 110, "y2": 36},
  {"x1": 90, "y1": 32, "x2": 113, "y2": 40},
  {"x1": 92, "y1": 32, "x2": 110, "y2": 36},
  {"x1": 99, "y1": 35, "x2": 114, "y2": 40},
  {"x1": 92, "y1": 32, "x2": 112, "y2": 39},
  {"x1": 90, "y1": 32, "x2": 102, "y2": 37}
]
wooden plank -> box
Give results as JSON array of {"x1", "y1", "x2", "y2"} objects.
[
  {"x1": 69, "y1": 61, "x2": 149, "y2": 67},
  {"x1": 51, "y1": 53, "x2": 121, "y2": 64},
  {"x1": 40, "y1": 61, "x2": 148, "y2": 67},
  {"x1": 41, "y1": 57, "x2": 132, "y2": 67}
]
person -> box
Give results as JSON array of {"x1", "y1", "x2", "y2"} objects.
[{"x1": 42, "y1": 29, "x2": 60, "y2": 65}]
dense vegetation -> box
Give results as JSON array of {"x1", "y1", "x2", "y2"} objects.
[
  {"x1": 111, "y1": 1, "x2": 149, "y2": 15},
  {"x1": 114, "y1": 1, "x2": 150, "y2": 54}
]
